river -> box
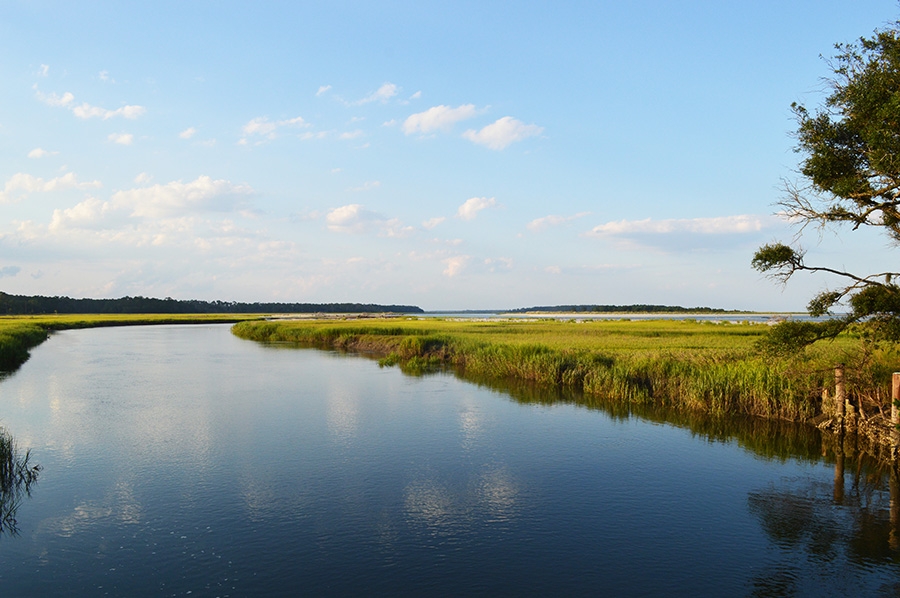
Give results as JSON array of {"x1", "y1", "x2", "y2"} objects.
[{"x1": 0, "y1": 323, "x2": 896, "y2": 596}]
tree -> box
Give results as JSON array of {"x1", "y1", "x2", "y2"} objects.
[{"x1": 753, "y1": 22, "x2": 900, "y2": 350}]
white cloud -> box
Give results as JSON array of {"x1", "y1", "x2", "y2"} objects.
[
  {"x1": 340, "y1": 130, "x2": 364, "y2": 140},
  {"x1": 73, "y1": 103, "x2": 145, "y2": 120},
  {"x1": 462, "y1": 116, "x2": 543, "y2": 150},
  {"x1": 316, "y1": 85, "x2": 332, "y2": 96},
  {"x1": 442, "y1": 255, "x2": 470, "y2": 277},
  {"x1": 34, "y1": 86, "x2": 146, "y2": 120},
  {"x1": 240, "y1": 115, "x2": 309, "y2": 142},
  {"x1": 410, "y1": 91, "x2": 422, "y2": 100},
  {"x1": 403, "y1": 104, "x2": 478, "y2": 135},
  {"x1": 422, "y1": 217, "x2": 445, "y2": 230},
  {"x1": 527, "y1": 212, "x2": 590, "y2": 232},
  {"x1": 134, "y1": 172, "x2": 152, "y2": 185},
  {"x1": 35, "y1": 89, "x2": 74, "y2": 107},
  {"x1": 326, "y1": 204, "x2": 375, "y2": 233},
  {"x1": 108, "y1": 132, "x2": 134, "y2": 145},
  {"x1": 587, "y1": 215, "x2": 768, "y2": 236},
  {"x1": 49, "y1": 197, "x2": 116, "y2": 231},
  {"x1": 179, "y1": 127, "x2": 197, "y2": 139},
  {"x1": 325, "y1": 203, "x2": 410, "y2": 237},
  {"x1": 98, "y1": 70, "x2": 113, "y2": 83},
  {"x1": 110, "y1": 175, "x2": 253, "y2": 219},
  {"x1": 0, "y1": 172, "x2": 102, "y2": 203},
  {"x1": 457, "y1": 196, "x2": 496, "y2": 220},
  {"x1": 27, "y1": 147, "x2": 58, "y2": 159},
  {"x1": 355, "y1": 82, "x2": 398, "y2": 105},
  {"x1": 38, "y1": 64, "x2": 49, "y2": 77}
]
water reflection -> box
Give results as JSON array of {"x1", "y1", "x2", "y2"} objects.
[
  {"x1": 461, "y1": 373, "x2": 900, "y2": 595},
  {"x1": 0, "y1": 426, "x2": 40, "y2": 537}
]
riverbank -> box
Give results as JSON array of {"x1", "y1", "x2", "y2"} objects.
[
  {"x1": 231, "y1": 317, "x2": 899, "y2": 452},
  {"x1": 0, "y1": 314, "x2": 261, "y2": 371}
]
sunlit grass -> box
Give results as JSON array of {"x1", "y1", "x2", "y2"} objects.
[{"x1": 232, "y1": 317, "x2": 889, "y2": 421}]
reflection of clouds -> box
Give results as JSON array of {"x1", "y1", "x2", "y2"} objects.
[
  {"x1": 458, "y1": 406, "x2": 481, "y2": 451},
  {"x1": 404, "y1": 479, "x2": 458, "y2": 535},
  {"x1": 404, "y1": 466, "x2": 521, "y2": 534},
  {"x1": 477, "y1": 467, "x2": 519, "y2": 522},
  {"x1": 326, "y1": 388, "x2": 359, "y2": 444},
  {"x1": 40, "y1": 479, "x2": 143, "y2": 537}
]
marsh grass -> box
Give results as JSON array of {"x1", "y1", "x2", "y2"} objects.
[{"x1": 232, "y1": 318, "x2": 893, "y2": 422}]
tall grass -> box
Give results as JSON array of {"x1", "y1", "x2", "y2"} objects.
[{"x1": 232, "y1": 318, "x2": 888, "y2": 423}]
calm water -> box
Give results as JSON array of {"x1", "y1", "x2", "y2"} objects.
[{"x1": 0, "y1": 324, "x2": 898, "y2": 596}]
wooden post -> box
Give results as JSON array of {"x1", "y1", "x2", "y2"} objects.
[
  {"x1": 892, "y1": 373, "x2": 900, "y2": 460},
  {"x1": 835, "y1": 364, "x2": 846, "y2": 433},
  {"x1": 891, "y1": 465, "x2": 900, "y2": 550}
]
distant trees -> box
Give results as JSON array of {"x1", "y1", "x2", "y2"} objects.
[
  {"x1": 753, "y1": 21, "x2": 900, "y2": 348},
  {"x1": 0, "y1": 293, "x2": 424, "y2": 315}
]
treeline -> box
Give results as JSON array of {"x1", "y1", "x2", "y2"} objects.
[
  {"x1": 509, "y1": 304, "x2": 734, "y2": 314},
  {"x1": 0, "y1": 293, "x2": 424, "y2": 315}
]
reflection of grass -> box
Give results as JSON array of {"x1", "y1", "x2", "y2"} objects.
[
  {"x1": 0, "y1": 314, "x2": 261, "y2": 371},
  {"x1": 232, "y1": 318, "x2": 893, "y2": 422},
  {"x1": 0, "y1": 426, "x2": 40, "y2": 536}
]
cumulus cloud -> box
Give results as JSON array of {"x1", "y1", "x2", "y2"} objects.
[
  {"x1": 38, "y1": 64, "x2": 49, "y2": 77},
  {"x1": 462, "y1": 116, "x2": 543, "y2": 150},
  {"x1": 0, "y1": 172, "x2": 102, "y2": 203},
  {"x1": 457, "y1": 196, "x2": 497, "y2": 220},
  {"x1": 355, "y1": 82, "x2": 398, "y2": 105},
  {"x1": 442, "y1": 255, "x2": 470, "y2": 277},
  {"x1": 240, "y1": 115, "x2": 309, "y2": 142},
  {"x1": 110, "y1": 175, "x2": 253, "y2": 219},
  {"x1": 134, "y1": 172, "x2": 152, "y2": 185},
  {"x1": 34, "y1": 86, "x2": 146, "y2": 120},
  {"x1": 403, "y1": 104, "x2": 478, "y2": 135},
  {"x1": 27, "y1": 147, "x2": 58, "y2": 159},
  {"x1": 326, "y1": 204, "x2": 377, "y2": 234},
  {"x1": 107, "y1": 132, "x2": 134, "y2": 145},
  {"x1": 316, "y1": 85, "x2": 332, "y2": 96},
  {"x1": 340, "y1": 130, "x2": 364, "y2": 140},
  {"x1": 325, "y1": 203, "x2": 411, "y2": 237},
  {"x1": 527, "y1": 212, "x2": 590, "y2": 232},
  {"x1": 179, "y1": 127, "x2": 197, "y2": 139}
]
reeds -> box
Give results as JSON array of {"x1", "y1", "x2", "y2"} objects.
[{"x1": 232, "y1": 318, "x2": 890, "y2": 423}]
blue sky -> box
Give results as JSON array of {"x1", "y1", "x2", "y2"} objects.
[{"x1": 1, "y1": 1, "x2": 897, "y2": 310}]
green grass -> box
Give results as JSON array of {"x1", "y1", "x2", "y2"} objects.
[{"x1": 232, "y1": 317, "x2": 895, "y2": 422}]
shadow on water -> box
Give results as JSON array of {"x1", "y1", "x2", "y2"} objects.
[{"x1": 0, "y1": 426, "x2": 40, "y2": 537}]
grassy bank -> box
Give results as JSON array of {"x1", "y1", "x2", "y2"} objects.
[
  {"x1": 231, "y1": 317, "x2": 896, "y2": 422},
  {"x1": 0, "y1": 314, "x2": 261, "y2": 371}
]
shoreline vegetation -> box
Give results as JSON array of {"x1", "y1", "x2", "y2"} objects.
[
  {"x1": 231, "y1": 317, "x2": 900, "y2": 458},
  {"x1": 1, "y1": 309, "x2": 897, "y2": 460}
]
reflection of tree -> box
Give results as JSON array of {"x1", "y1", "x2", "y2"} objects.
[
  {"x1": 0, "y1": 426, "x2": 40, "y2": 537},
  {"x1": 748, "y1": 455, "x2": 900, "y2": 596}
]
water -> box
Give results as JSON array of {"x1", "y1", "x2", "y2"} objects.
[{"x1": 0, "y1": 324, "x2": 897, "y2": 596}]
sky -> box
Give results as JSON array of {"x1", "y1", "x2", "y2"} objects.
[{"x1": 1, "y1": 1, "x2": 898, "y2": 311}]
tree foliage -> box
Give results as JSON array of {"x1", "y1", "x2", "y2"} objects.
[{"x1": 753, "y1": 22, "x2": 900, "y2": 346}]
